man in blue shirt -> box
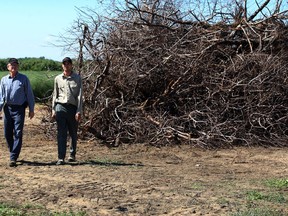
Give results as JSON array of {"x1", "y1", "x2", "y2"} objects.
[{"x1": 0, "y1": 58, "x2": 35, "y2": 167}]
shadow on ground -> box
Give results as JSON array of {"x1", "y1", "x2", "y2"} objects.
[{"x1": 18, "y1": 160, "x2": 144, "y2": 167}]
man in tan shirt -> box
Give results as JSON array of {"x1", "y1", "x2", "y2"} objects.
[{"x1": 52, "y1": 57, "x2": 83, "y2": 165}]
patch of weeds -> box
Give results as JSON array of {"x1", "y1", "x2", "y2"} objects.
[
  {"x1": 265, "y1": 178, "x2": 288, "y2": 189},
  {"x1": 0, "y1": 202, "x2": 23, "y2": 215},
  {"x1": 0, "y1": 202, "x2": 87, "y2": 216},
  {"x1": 230, "y1": 208, "x2": 286, "y2": 216},
  {"x1": 268, "y1": 193, "x2": 286, "y2": 203},
  {"x1": 23, "y1": 203, "x2": 45, "y2": 210},
  {"x1": 246, "y1": 190, "x2": 286, "y2": 203},
  {"x1": 246, "y1": 190, "x2": 265, "y2": 201}
]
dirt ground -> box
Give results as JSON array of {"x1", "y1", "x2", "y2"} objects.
[{"x1": 0, "y1": 105, "x2": 288, "y2": 216}]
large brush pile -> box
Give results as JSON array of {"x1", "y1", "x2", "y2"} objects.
[
  {"x1": 47, "y1": 2, "x2": 288, "y2": 148},
  {"x1": 79, "y1": 17, "x2": 288, "y2": 148}
]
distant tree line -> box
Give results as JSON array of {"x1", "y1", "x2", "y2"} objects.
[{"x1": 0, "y1": 57, "x2": 62, "y2": 71}]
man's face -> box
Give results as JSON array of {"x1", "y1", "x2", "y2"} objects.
[
  {"x1": 62, "y1": 62, "x2": 72, "y2": 71},
  {"x1": 7, "y1": 63, "x2": 19, "y2": 72}
]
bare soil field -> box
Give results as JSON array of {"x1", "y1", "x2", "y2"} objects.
[{"x1": 0, "y1": 105, "x2": 288, "y2": 215}]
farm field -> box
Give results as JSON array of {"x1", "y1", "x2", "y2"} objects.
[
  {"x1": 0, "y1": 71, "x2": 60, "y2": 99},
  {"x1": 0, "y1": 104, "x2": 287, "y2": 215},
  {"x1": 0, "y1": 70, "x2": 60, "y2": 79}
]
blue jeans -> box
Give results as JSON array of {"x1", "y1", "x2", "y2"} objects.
[
  {"x1": 55, "y1": 103, "x2": 78, "y2": 160},
  {"x1": 4, "y1": 105, "x2": 26, "y2": 161}
]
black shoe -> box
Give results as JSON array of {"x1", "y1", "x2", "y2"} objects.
[
  {"x1": 68, "y1": 156, "x2": 76, "y2": 162},
  {"x1": 56, "y1": 159, "x2": 65, "y2": 165},
  {"x1": 9, "y1": 160, "x2": 17, "y2": 167}
]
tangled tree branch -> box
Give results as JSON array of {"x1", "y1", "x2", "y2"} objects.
[{"x1": 44, "y1": 0, "x2": 288, "y2": 148}]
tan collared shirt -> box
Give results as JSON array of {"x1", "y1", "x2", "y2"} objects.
[{"x1": 52, "y1": 71, "x2": 83, "y2": 114}]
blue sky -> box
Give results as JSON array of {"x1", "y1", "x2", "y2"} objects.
[
  {"x1": 0, "y1": 0, "x2": 101, "y2": 61},
  {"x1": 1, "y1": 1, "x2": 286, "y2": 62}
]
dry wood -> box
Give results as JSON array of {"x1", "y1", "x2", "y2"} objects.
[{"x1": 44, "y1": 0, "x2": 288, "y2": 148}]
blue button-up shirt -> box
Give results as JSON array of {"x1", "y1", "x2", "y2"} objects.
[{"x1": 0, "y1": 72, "x2": 35, "y2": 112}]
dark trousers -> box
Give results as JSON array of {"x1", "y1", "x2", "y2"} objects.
[
  {"x1": 4, "y1": 105, "x2": 26, "y2": 161},
  {"x1": 55, "y1": 103, "x2": 78, "y2": 160}
]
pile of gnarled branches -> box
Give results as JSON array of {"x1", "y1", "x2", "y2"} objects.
[
  {"x1": 76, "y1": 15, "x2": 288, "y2": 148},
  {"x1": 44, "y1": 1, "x2": 288, "y2": 148}
]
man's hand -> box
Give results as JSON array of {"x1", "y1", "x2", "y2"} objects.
[
  {"x1": 51, "y1": 110, "x2": 56, "y2": 119},
  {"x1": 29, "y1": 111, "x2": 34, "y2": 119},
  {"x1": 75, "y1": 112, "x2": 81, "y2": 122}
]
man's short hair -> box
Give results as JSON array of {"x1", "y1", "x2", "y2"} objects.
[
  {"x1": 62, "y1": 57, "x2": 72, "y2": 64},
  {"x1": 8, "y1": 58, "x2": 19, "y2": 64}
]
